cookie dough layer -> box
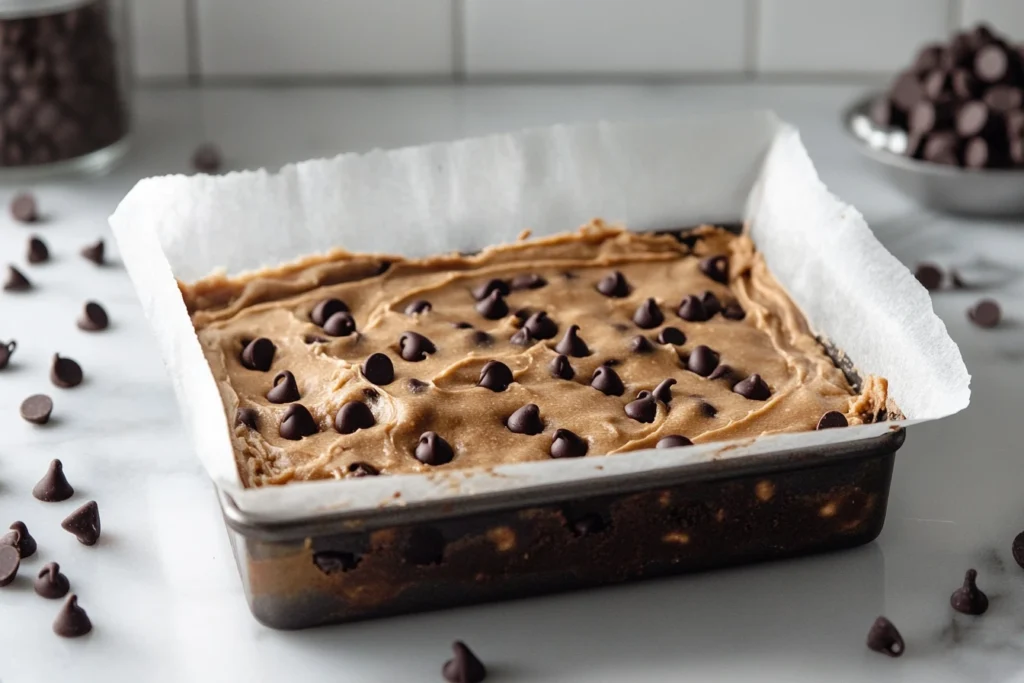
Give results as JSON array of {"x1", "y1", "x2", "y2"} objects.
[{"x1": 186, "y1": 223, "x2": 888, "y2": 487}]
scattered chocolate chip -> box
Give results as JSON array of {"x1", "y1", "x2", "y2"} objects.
[
  {"x1": 325, "y1": 311, "x2": 357, "y2": 337},
  {"x1": 73, "y1": 300, "x2": 108, "y2": 332},
  {"x1": 4, "y1": 265, "x2": 31, "y2": 291},
  {"x1": 472, "y1": 279, "x2": 509, "y2": 301},
  {"x1": 625, "y1": 394, "x2": 657, "y2": 423},
  {"x1": 279, "y1": 404, "x2": 318, "y2": 440},
  {"x1": 590, "y1": 365, "x2": 625, "y2": 396},
  {"x1": 950, "y1": 568, "x2": 989, "y2": 615},
  {"x1": 549, "y1": 354, "x2": 575, "y2": 380},
  {"x1": 236, "y1": 407, "x2": 259, "y2": 429},
  {"x1": 1, "y1": 522, "x2": 36, "y2": 558},
  {"x1": 53, "y1": 595, "x2": 92, "y2": 638},
  {"x1": 569, "y1": 512, "x2": 606, "y2": 537},
  {"x1": 596, "y1": 270, "x2": 630, "y2": 297},
  {"x1": 10, "y1": 192, "x2": 38, "y2": 223},
  {"x1": 0, "y1": 340, "x2": 14, "y2": 370},
  {"x1": 50, "y1": 354, "x2": 83, "y2": 388},
  {"x1": 20, "y1": 394, "x2": 53, "y2": 425},
  {"x1": 405, "y1": 299, "x2": 432, "y2": 315},
  {"x1": 652, "y1": 378, "x2": 676, "y2": 404},
  {"x1": 630, "y1": 335, "x2": 654, "y2": 353},
  {"x1": 453, "y1": 321, "x2": 474, "y2": 330},
  {"x1": 467, "y1": 330, "x2": 491, "y2": 348},
  {"x1": 968, "y1": 299, "x2": 1001, "y2": 328},
  {"x1": 313, "y1": 551, "x2": 360, "y2": 574},
  {"x1": 475, "y1": 290, "x2": 509, "y2": 320},
  {"x1": 267, "y1": 370, "x2": 301, "y2": 403},
  {"x1": 240, "y1": 338, "x2": 275, "y2": 371},
  {"x1": 699, "y1": 401, "x2": 718, "y2": 418},
  {"x1": 310, "y1": 298, "x2": 349, "y2": 326},
  {"x1": 407, "y1": 378, "x2": 429, "y2": 394},
  {"x1": 677, "y1": 295, "x2": 708, "y2": 322},
  {"x1": 478, "y1": 360, "x2": 514, "y2": 392},
  {"x1": 633, "y1": 298, "x2": 664, "y2": 329},
  {"x1": 687, "y1": 345, "x2": 720, "y2": 377},
  {"x1": 399, "y1": 331, "x2": 436, "y2": 361},
  {"x1": 362, "y1": 353, "x2": 395, "y2": 386},
  {"x1": 524, "y1": 311, "x2": 558, "y2": 340},
  {"x1": 657, "y1": 435, "x2": 693, "y2": 449},
  {"x1": 414, "y1": 431, "x2": 454, "y2": 466},
  {"x1": 35, "y1": 562, "x2": 69, "y2": 599},
  {"x1": 866, "y1": 617, "x2": 904, "y2": 657},
  {"x1": 510, "y1": 327, "x2": 535, "y2": 346},
  {"x1": 27, "y1": 236, "x2": 49, "y2": 263},
  {"x1": 562, "y1": 271, "x2": 578, "y2": 280},
  {"x1": 192, "y1": 143, "x2": 223, "y2": 173},
  {"x1": 511, "y1": 273, "x2": 547, "y2": 290},
  {"x1": 816, "y1": 411, "x2": 849, "y2": 430},
  {"x1": 335, "y1": 402, "x2": 375, "y2": 434},
  {"x1": 61, "y1": 501, "x2": 100, "y2": 546},
  {"x1": 554, "y1": 325, "x2": 589, "y2": 357},
  {"x1": 657, "y1": 327, "x2": 686, "y2": 345},
  {"x1": 722, "y1": 303, "x2": 746, "y2": 320},
  {"x1": 1013, "y1": 531, "x2": 1024, "y2": 569},
  {"x1": 80, "y1": 240, "x2": 104, "y2": 266},
  {"x1": 404, "y1": 526, "x2": 446, "y2": 565},
  {"x1": 0, "y1": 545, "x2": 19, "y2": 587},
  {"x1": 699, "y1": 255, "x2": 729, "y2": 284},
  {"x1": 550, "y1": 428, "x2": 588, "y2": 458},
  {"x1": 700, "y1": 291, "x2": 722, "y2": 317},
  {"x1": 707, "y1": 364, "x2": 735, "y2": 381},
  {"x1": 33, "y1": 460, "x2": 73, "y2": 502},
  {"x1": 915, "y1": 263, "x2": 943, "y2": 290},
  {"x1": 443, "y1": 641, "x2": 487, "y2": 683},
  {"x1": 347, "y1": 462, "x2": 379, "y2": 477},
  {"x1": 733, "y1": 374, "x2": 772, "y2": 401},
  {"x1": 507, "y1": 404, "x2": 543, "y2": 435}
]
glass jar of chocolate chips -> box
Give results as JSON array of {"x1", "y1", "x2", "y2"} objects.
[{"x1": 0, "y1": 0, "x2": 130, "y2": 177}]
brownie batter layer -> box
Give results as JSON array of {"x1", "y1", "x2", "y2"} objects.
[{"x1": 186, "y1": 223, "x2": 888, "y2": 487}]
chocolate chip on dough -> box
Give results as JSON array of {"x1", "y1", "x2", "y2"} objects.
[
  {"x1": 549, "y1": 354, "x2": 575, "y2": 380},
  {"x1": 310, "y1": 298, "x2": 348, "y2": 326},
  {"x1": 510, "y1": 327, "x2": 535, "y2": 347},
  {"x1": 630, "y1": 335, "x2": 654, "y2": 353},
  {"x1": 733, "y1": 373, "x2": 771, "y2": 400},
  {"x1": 687, "y1": 345, "x2": 720, "y2": 377},
  {"x1": 414, "y1": 432, "x2": 454, "y2": 466},
  {"x1": 816, "y1": 411, "x2": 849, "y2": 430},
  {"x1": 279, "y1": 404, "x2": 318, "y2": 440},
  {"x1": 657, "y1": 327, "x2": 686, "y2": 345},
  {"x1": 657, "y1": 435, "x2": 692, "y2": 448},
  {"x1": 478, "y1": 361, "x2": 514, "y2": 392},
  {"x1": 625, "y1": 394, "x2": 657, "y2": 423},
  {"x1": 596, "y1": 270, "x2": 630, "y2": 298},
  {"x1": 550, "y1": 429, "x2": 588, "y2": 458},
  {"x1": 240, "y1": 338, "x2": 275, "y2": 371},
  {"x1": 362, "y1": 353, "x2": 395, "y2": 385},
  {"x1": 472, "y1": 279, "x2": 509, "y2": 301},
  {"x1": 699, "y1": 255, "x2": 729, "y2": 284},
  {"x1": 524, "y1": 311, "x2": 558, "y2": 340},
  {"x1": 405, "y1": 299, "x2": 431, "y2": 315},
  {"x1": 475, "y1": 290, "x2": 509, "y2": 320},
  {"x1": 633, "y1": 298, "x2": 664, "y2": 329},
  {"x1": 235, "y1": 408, "x2": 259, "y2": 430},
  {"x1": 335, "y1": 402, "x2": 375, "y2": 434},
  {"x1": 677, "y1": 295, "x2": 708, "y2": 322},
  {"x1": 590, "y1": 365, "x2": 624, "y2": 396},
  {"x1": 399, "y1": 331, "x2": 436, "y2": 362},
  {"x1": 507, "y1": 404, "x2": 543, "y2": 435},
  {"x1": 266, "y1": 371, "x2": 301, "y2": 403},
  {"x1": 652, "y1": 378, "x2": 676, "y2": 404},
  {"x1": 511, "y1": 273, "x2": 546, "y2": 290},
  {"x1": 554, "y1": 325, "x2": 590, "y2": 357}
]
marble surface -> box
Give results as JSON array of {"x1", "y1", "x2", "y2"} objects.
[{"x1": 0, "y1": 83, "x2": 1023, "y2": 682}]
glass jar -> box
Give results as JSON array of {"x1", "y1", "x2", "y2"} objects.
[{"x1": 0, "y1": 0, "x2": 130, "y2": 178}]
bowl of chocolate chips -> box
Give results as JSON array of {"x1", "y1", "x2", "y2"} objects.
[{"x1": 844, "y1": 23, "x2": 1024, "y2": 216}]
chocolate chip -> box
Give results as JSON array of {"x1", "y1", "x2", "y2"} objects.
[
  {"x1": 950, "y1": 568, "x2": 989, "y2": 615},
  {"x1": 236, "y1": 407, "x2": 259, "y2": 429},
  {"x1": 10, "y1": 192, "x2": 37, "y2": 223},
  {"x1": 957, "y1": 100, "x2": 992, "y2": 138},
  {"x1": 50, "y1": 353, "x2": 83, "y2": 388},
  {"x1": 80, "y1": 239, "x2": 104, "y2": 266},
  {"x1": 27, "y1": 236, "x2": 49, "y2": 263},
  {"x1": 453, "y1": 321, "x2": 474, "y2": 329},
  {"x1": 347, "y1": 462, "x2": 379, "y2": 477},
  {"x1": 590, "y1": 365, "x2": 625, "y2": 396},
  {"x1": 968, "y1": 298, "x2": 1001, "y2": 328},
  {"x1": 267, "y1": 370, "x2": 301, "y2": 403},
  {"x1": 313, "y1": 551, "x2": 360, "y2": 574},
  {"x1": 507, "y1": 404, "x2": 543, "y2": 435},
  {"x1": 625, "y1": 394, "x2": 657, "y2": 423},
  {"x1": 866, "y1": 617, "x2": 904, "y2": 657},
  {"x1": 687, "y1": 345, "x2": 720, "y2": 377},
  {"x1": 554, "y1": 325, "x2": 589, "y2": 357},
  {"x1": 549, "y1": 354, "x2": 575, "y2": 380},
  {"x1": 475, "y1": 290, "x2": 509, "y2": 320},
  {"x1": 240, "y1": 337, "x2": 275, "y2": 371},
  {"x1": 816, "y1": 411, "x2": 848, "y2": 430},
  {"x1": 0, "y1": 340, "x2": 14, "y2": 370},
  {"x1": 310, "y1": 298, "x2": 349, "y2": 326},
  {"x1": 524, "y1": 311, "x2": 558, "y2": 340},
  {"x1": 699, "y1": 255, "x2": 729, "y2": 284},
  {"x1": 596, "y1": 270, "x2": 630, "y2": 297},
  {"x1": 975, "y1": 44, "x2": 1008, "y2": 83},
  {"x1": 657, "y1": 435, "x2": 692, "y2": 448},
  {"x1": 700, "y1": 291, "x2": 722, "y2": 317},
  {"x1": 4, "y1": 265, "x2": 31, "y2": 291},
  {"x1": 323, "y1": 311, "x2": 356, "y2": 337},
  {"x1": 1012, "y1": 531, "x2": 1024, "y2": 569},
  {"x1": 335, "y1": 402, "x2": 375, "y2": 434},
  {"x1": 510, "y1": 327, "x2": 535, "y2": 346},
  {"x1": 511, "y1": 273, "x2": 547, "y2": 290},
  {"x1": 279, "y1": 404, "x2": 318, "y2": 440},
  {"x1": 550, "y1": 428, "x2": 588, "y2": 458},
  {"x1": 74, "y1": 301, "x2": 109, "y2": 332},
  {"x1": 478, "y1": 360, "x2": 514, "y2": 392},
  {"x1": 472, "y1": 279, "x2": 509, "y2": 301},
  {"x1": 192, "y1": 143, "x2": 223, "y2": 173},
  {"x1": 699, "y1": 400, "x2": 718, "y2": 418},
  {"x1": 407, "y1": 378, "x2": 429, "y2": 393},
  {"x1": 399, "y1": 331, "x2": 436, "y2": 361},
  {"x1": 404, "y1": 526, "x2": 446, "y2": 565},
  {"x1": 33, "y1": 459, "x2": 73, "y2": 502},
  {"x1": 677, "y1": 295, "x2": 708, "y2": 322},
  {"x1": 362, "y1": 387, "x2": 380, "y2": 402},
  {"x1": 721, "y1": 303, "x2": 746, "y2": 320},
  {"x1": 362, "y1": 353, "x2": 395, "y2": 385},
  {"x1": 657, "y1": 327, "x2": 686, "y2": 345},
  {"x1": 405, "y1": 299, "x2": 431, "y2": 315},
  {"x1": 1, "y1": 522, "x2": 36, "y2": 558},
  {"x1": 414, "y1": 431, "x2": 454, "y2": 466},
  {"x1": 61, "y1": 501, "x2": 100, "y2": 546},
  {"x1": 443, "y1": 641, "x2": 487, "y2": 683},
  {"x1": 630, "y1": 335, "x2": 654, "y2": 353},
  {"x1": 53, "y1": 595, "x2": 92, "y2": 638},
  {"x1": 951, "y1": 270, "x2": 968, "y2": 289},
  {"x1": 0, "y1": 545, "x2": 19, "y2": 587},
  {"x1": 707, "y1": 364, "x2": 735, "y2": 381},
  {"x1": 35, "y1": 562, "x2": 69, "y2": 599},
  {"x1": 985, "y1": 84, "x2": 1023, "y2": 112},
  {"x1": 733, "y1": 374, "x2": 771, "y2": 401},
  {"x1": 632, "y1": 298, "x2": 664, "y2": 329},
  {"x1": 652, "y1": 378, "x2": 676, "y2": 404},
  {"x1": 20, "y1": 394, "x2": 53, "y2": 425}
]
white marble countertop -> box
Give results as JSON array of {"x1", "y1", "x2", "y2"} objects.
[{"x1": 1, "y1": 82, "x2": 1022, "y2": 682}]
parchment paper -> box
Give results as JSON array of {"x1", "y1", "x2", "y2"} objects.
[{"x1": 110, "y1": 112, "x2": 970, "y2": 521}]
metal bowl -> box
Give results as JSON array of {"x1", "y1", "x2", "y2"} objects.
[{"x1": 842, "y1": 92, "x2": 1024, "y2": 217}]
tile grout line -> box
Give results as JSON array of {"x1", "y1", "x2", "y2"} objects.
[
  {"x1": 185, "y1": 0, "x2": 202, "y2": 85},
  {"x1": 451, "y1": 0, "x2": 466, "y2": 82}
]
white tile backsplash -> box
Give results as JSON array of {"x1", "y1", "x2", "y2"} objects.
[
  {"x1": 962, "y1": 0, "x2": 1024, "y2": 40},
  {"x1": 131, "y1": 0, "x2": 191, "y2": 80},
  {"x1": 463, "y1": 0, "x2": 747, "y2": 75}
]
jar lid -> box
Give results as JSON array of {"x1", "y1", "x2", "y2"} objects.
[{"x1": 0, "y1": 0, "x2": 93, "y2": 19}]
